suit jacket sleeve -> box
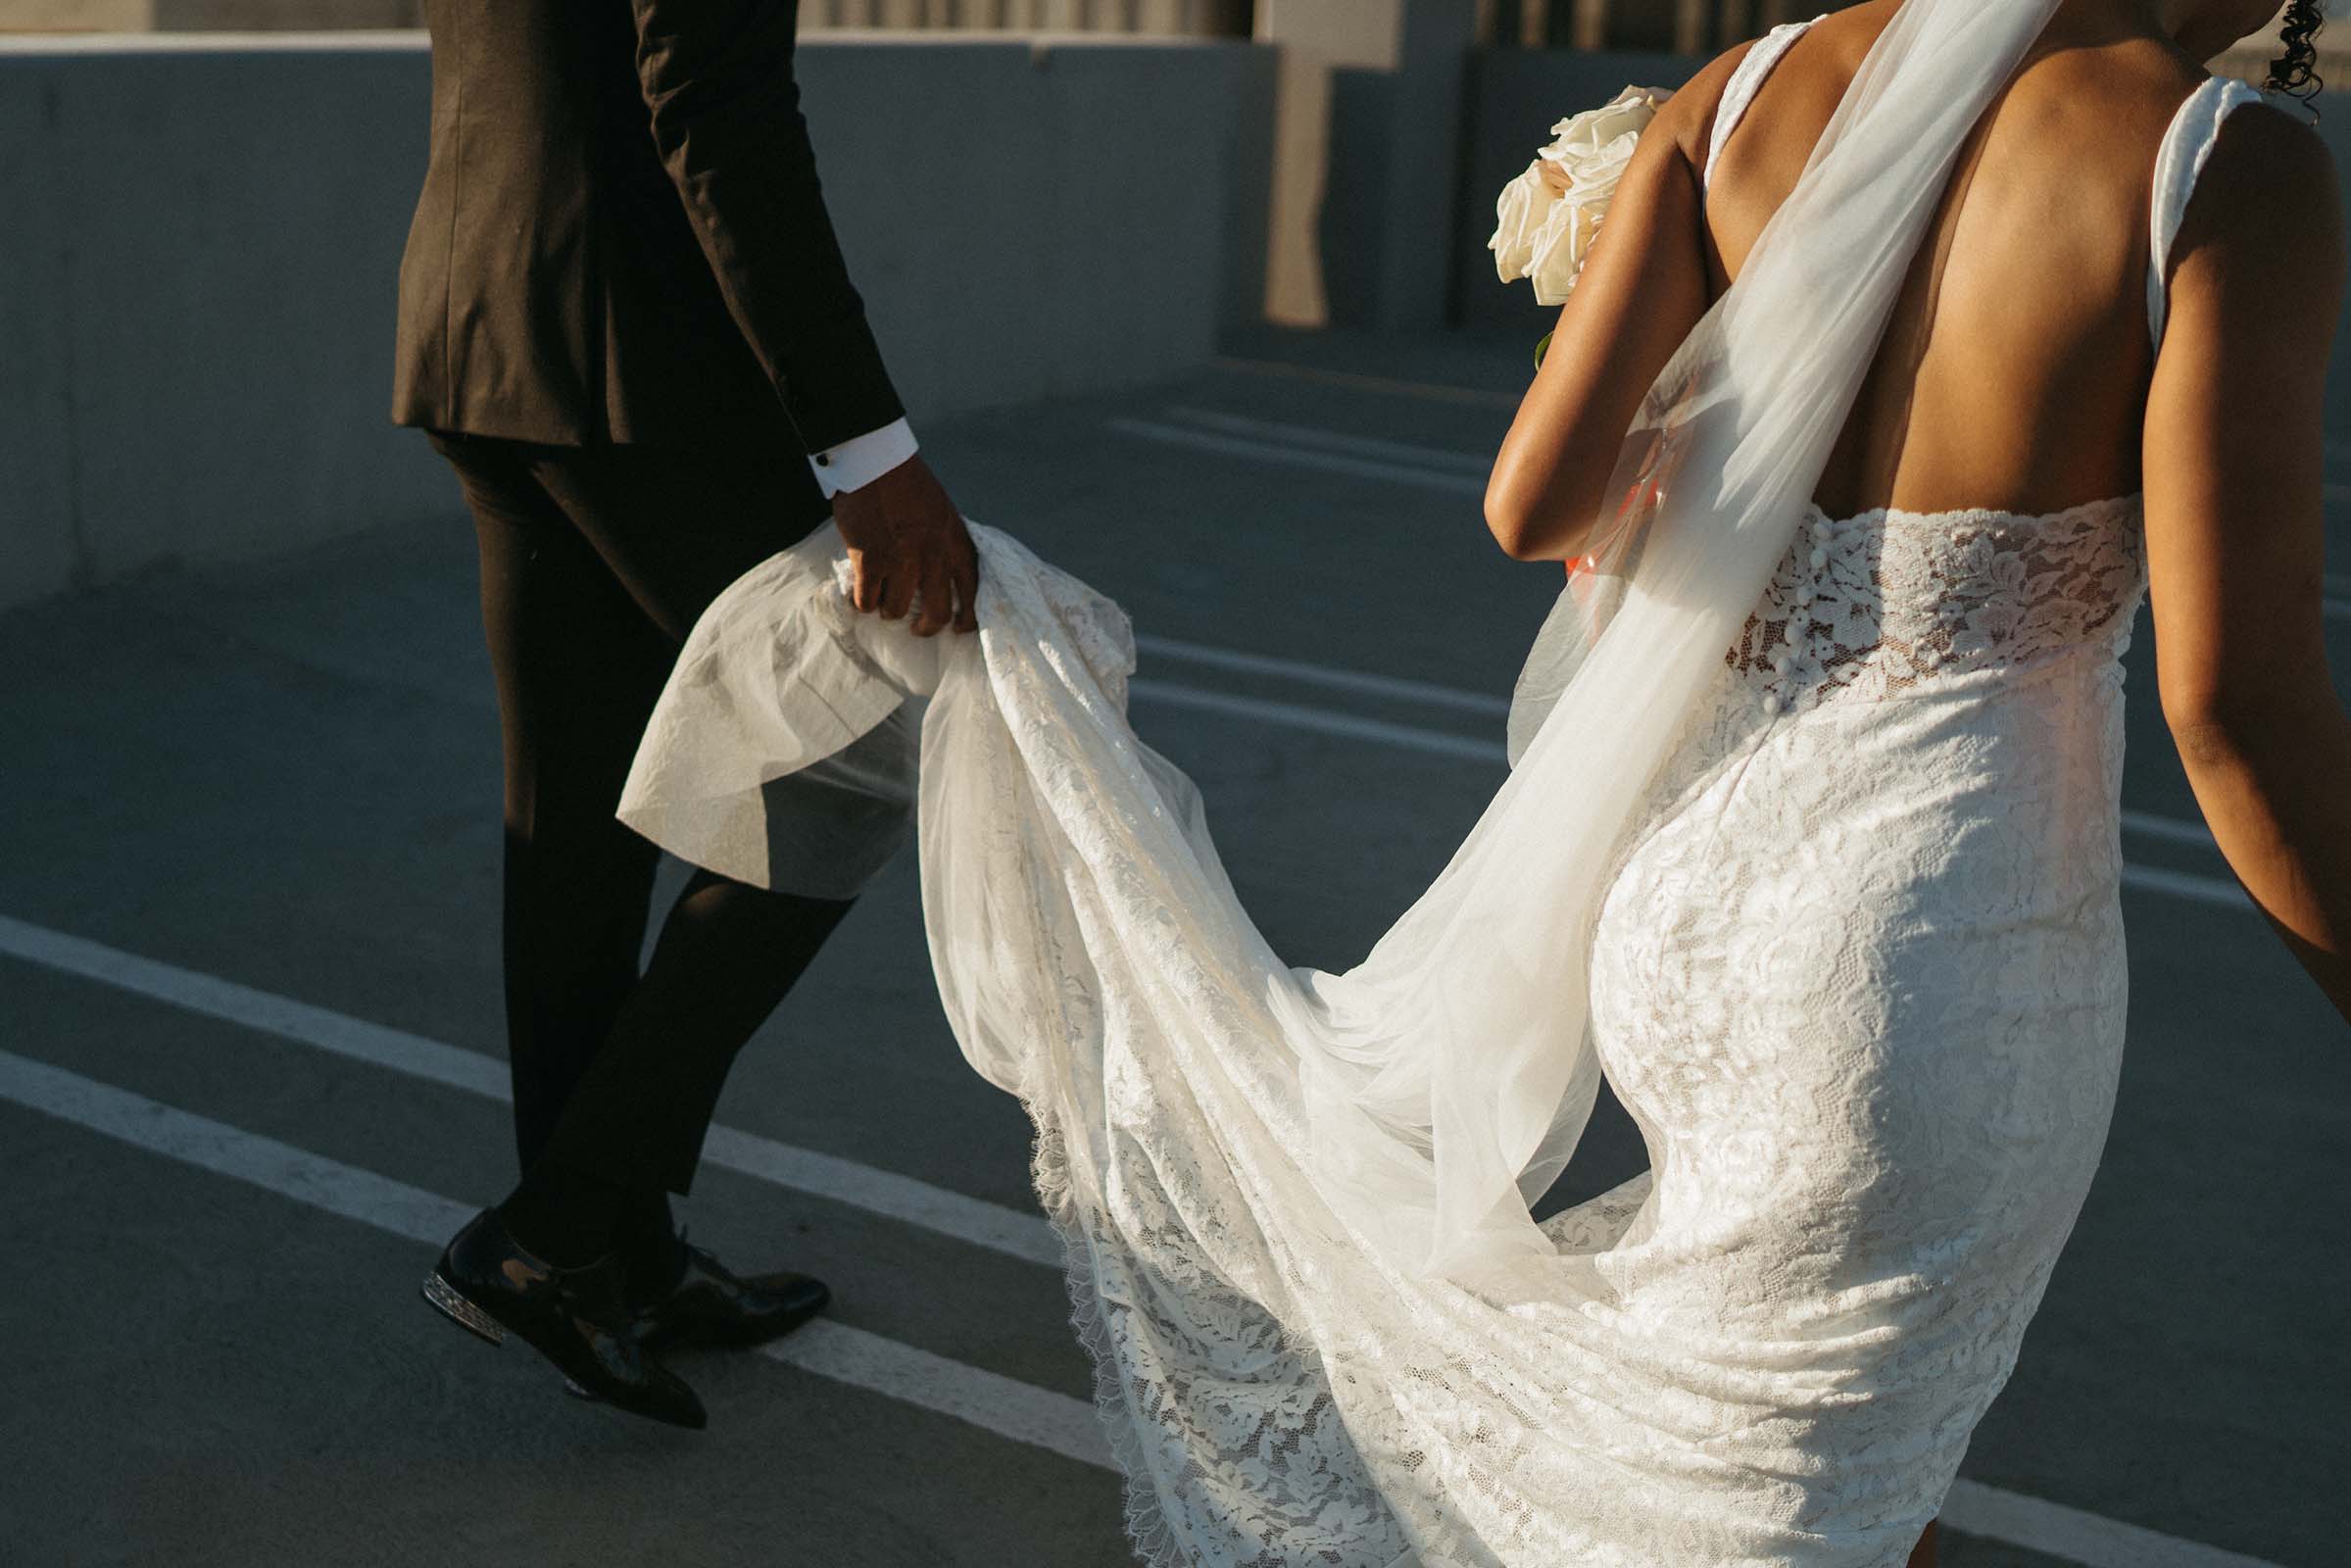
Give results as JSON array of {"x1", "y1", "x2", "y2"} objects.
[{"x1": 632, "y1": 0, "x2": 906, "y2": 454}]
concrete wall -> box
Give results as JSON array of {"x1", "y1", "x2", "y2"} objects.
[
  {"x1": 1252, "y1": 0, "x2": 1480, "y2": 331},
  {"x1": 0, "y1": 32, "x2": 1274, "y2": 610},
  {"x1": 0, "y1": 0, "x2": 1250, "y2": 35},
  {"x1": 0, "y1": 0, "x2": 424, "y2": 24}
]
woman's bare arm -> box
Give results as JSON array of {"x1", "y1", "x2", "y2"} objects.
[
  {"x1": 1483, "y1": 58, "x2": 1733, "y2": 563},
  {"x1": 2143, "y1": 103, "x2": 2351, "y2": 1020}
]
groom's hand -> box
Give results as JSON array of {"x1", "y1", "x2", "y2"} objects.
[{"x1": 830, "y1": 455, "x2": 980, "y2": 637}]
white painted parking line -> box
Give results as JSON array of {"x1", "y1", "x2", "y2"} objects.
[
  {"x1": 0, "y1": 1044, "x2": 470, "y2": 1247},
  {"x1": 1104, "y1": 416, "x2": 1489, "y2": 496},
  {"x1": 772, "y1": 1310, "x2": 1105, "y2": 1471},
  {"x1": 2121, "y1": 863, "x2": 2253, "y2": 910},
  {"x1": 1135, "y1": 650, "x2": 2218, "y2": 873},
  {"x1": 1937, "y1": 1477, "x2": 2289, "y2": 1568},
  {"x1": 1137, "y1": 633, "x2": 1513, "y2": 717},
  {"x1": 1129, "y1": 413, "x2": 2351, "y2": 619},
  {"x1": 1129, "y1": 677, "x2": 1510, "y2": 764},
  {"x1": 0, "y1": 1043, "x2": 2289, "y2": 1568},
  {"x1": 1160, "y1": 406, "x2": 1495, "y2": 475},
  {"x1": 1130, "y1": 630, "x2": 2252, "y2": 910},
  {"x1": 0, "y1": 914, "x2": 1062, "y2": 1269},
  {"x1": 0, "y1": 1047, "x2": 1106, "y2": 1470},
  {"x1": 1207, "y1": 355, "x2": 1525, "y2": 411},
  {"x1": 1122, "y1": 683, "x2": 2251, "y2": 911},
  {"x1": 2119, "y1": 808, "x2": 2216, "y2": 849}
]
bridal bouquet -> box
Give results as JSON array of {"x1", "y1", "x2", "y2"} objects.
[{"x1": 1491, "y1": 85, "x2": 1673, "y2": 309}]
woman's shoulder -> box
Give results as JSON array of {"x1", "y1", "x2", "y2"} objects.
[
  {"x1": 1647, "y1": 32, "x2": 1769, "y2": 168},
  {"x1": 2188, "y1": 74, "x2": 2334, "y2": 184},
  {"x1": 2167, "y1": 80, "x2": 2341, "y2": 287},
  {"x1": 1653, "y1": 6, "x2": 1878, "y2": 165},
  {"x1": 1651, "y1": 14, "x2": 1833, "y2": 169},
  {"x1": 2095, "y1": 31, "x2": 2333, "y2": 242}
]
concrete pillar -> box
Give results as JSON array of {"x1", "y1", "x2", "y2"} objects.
[
  {"x1": 1570, "y1": 0, "x2": 1608, "y2": 49},
  {"x1": 1674, "y1": 0, "x2": 1708, "y2": 51},
  {"x1": 1252, "y1": 0, "x2": 1480, "y2": 329}
]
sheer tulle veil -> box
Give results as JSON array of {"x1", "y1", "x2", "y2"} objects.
[
  {"x1": 619, "y1": 0, "x2": 2071, "y2": 1298},
  {"x1": 1302, "y1": 0, "x2": 2068, "y2": 1286}
]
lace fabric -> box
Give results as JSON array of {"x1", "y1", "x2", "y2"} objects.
[
  {"x1": 1725, "y1": 492, "x2": 2146, "y2": 711},
  {"x1": 618, "y1": 486, "x2": 2144, "y2": 1564},
  {"x1": 605, "y1": 0, "x2": 2194, "y2": 1555}
]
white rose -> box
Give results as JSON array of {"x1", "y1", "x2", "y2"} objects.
[
  {"x1": 1525, "y1": 197, "x2": 1596, "y2": 307},
  {"x1": 1544, "y1": 86, "x2": 1664, "y2": 162},
  {"x1": 1492, "y1": 84, "x2": 1671, "y2": 306},
  {"x1": 1489, "y1": 159, "x2": 1552, "y2": 282},
  {"x1": 1530, "y1": 125, "x2": 1642, "y2": 304}
]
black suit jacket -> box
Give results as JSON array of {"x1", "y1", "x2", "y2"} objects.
[{"x1": 392, "y1": 0, "x2": 903, "y2": 451}]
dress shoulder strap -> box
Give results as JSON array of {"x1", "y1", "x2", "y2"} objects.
[
  {"x1": 2147, "y1": 75, "x2": 2271, "y2": 351},
  {"x1": 1703, "y1": 14, "x2": 1829, "y2": 193}
]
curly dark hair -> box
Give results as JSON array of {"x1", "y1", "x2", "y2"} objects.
[{"x1": 2266, "y1": 0, "x2": 2327, "y2": 117}]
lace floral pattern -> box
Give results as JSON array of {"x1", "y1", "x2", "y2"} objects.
[
  {"x1": 629, "y1": 498, "x2": 2150, "y2": 1565},
  {"x1": 1724, "y1": 493, "x2": 2146, "y2": 714},
  {"x1": 996, "y1": 497, "x2": 2145, "y2": 1566}
]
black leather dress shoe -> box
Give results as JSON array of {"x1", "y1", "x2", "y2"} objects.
[
  {"x1": 631, "y1": 1235, "x2": 831, "y2": 1354},
  {"x1": 421, "y1": 1208, "x2": 708, "y2": 1430}
]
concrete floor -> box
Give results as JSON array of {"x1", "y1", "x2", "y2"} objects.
[{"x1": 1, "y1": 329, "x2": 2343, "y2": 1567}]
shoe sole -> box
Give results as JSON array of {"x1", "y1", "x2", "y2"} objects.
[{"x1": 421, "y1": 1270, "x2": 506, "y2": 1347}]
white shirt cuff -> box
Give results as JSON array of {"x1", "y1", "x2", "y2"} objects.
[{"x1": 808, "y1": 418, "x2": 918, "y2": 498}]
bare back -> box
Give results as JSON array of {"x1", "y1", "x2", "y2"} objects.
[
  {"x1": 1484, "y1": 0, "x2": 2351, "y2": 1054},
  {"x1": 1694, "y1": 2, "x2": 2214, "y2": 519}
]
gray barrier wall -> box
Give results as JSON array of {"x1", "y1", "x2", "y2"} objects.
[{"x1": 0, "y1": 32, "x2": 1275, "y2": 610}]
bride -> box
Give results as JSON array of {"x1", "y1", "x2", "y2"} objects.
[{"x1": 616, "y1": 0, "x2": 2348, "y2": 1563}]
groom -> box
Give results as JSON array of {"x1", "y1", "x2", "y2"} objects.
[{"x1": 393, "y1": 0, "x2": 976, "y2": 1428}]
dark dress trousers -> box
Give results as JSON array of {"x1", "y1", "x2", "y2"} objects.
[{"x1": 391, "y1": 0, "x2": 911, "y2": 1217}]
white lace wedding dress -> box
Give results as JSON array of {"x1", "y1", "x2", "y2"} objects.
[{"x1": 615, "y1": 35, "x2": 2273, "y2": 1567}]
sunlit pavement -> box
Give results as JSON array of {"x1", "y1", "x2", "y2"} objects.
[{"x1": 1, "y1": 327, "x2": 2341, "y2": 1568}]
